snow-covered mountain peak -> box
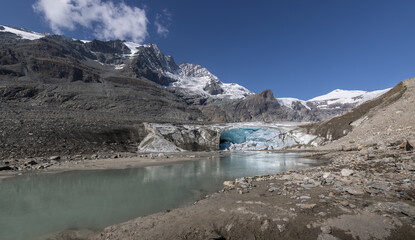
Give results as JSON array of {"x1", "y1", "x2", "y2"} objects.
[
  {"x1": 308, "y1": 88, "x2": 390, "y2": 105},
  {"x1": 141, "y1": 43, "x2": 165, "y2": 59},
  {"x1": 131, "y1": 42, "x2": 180, "y2": 75},
  {"x1": 0, "y1": 25, "x2": 45, "y2": 40},
  {"x1": 179, "y1": 63, "x2": 218, "y2": 79},
  {"x1": 277, "y1": 98, "x2": 311, "y2": 110},
  {"x1": 277, "y1": 88, "x2": 391, "y2": 117},
  {"x1": 309, "y1": 89, "x2": 366, "y2": 101},
  {"x1": 171, "y1": 62, "x2": 252, "y2": 99},
  {"x1": 123, "y1": 41, "x2": 141, "y2": 55}
]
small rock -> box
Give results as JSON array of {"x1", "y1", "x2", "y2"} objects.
[
  {"x1": 261, "y1": 219, "x2": 269, "y2": 231},
  {"x1": 321, "y1": 225, "x2": 332, "y2": 234},
  {"x1": 268, "y1": 187, "x2": 279, "y2": 192},
  {"x1": 49, "y1": 156, "x2": 60, "y2": 161},
  {"x1": 300, "y1": 204, "x2": 316, "y2": 209},
  {"x1": 238, "y1": 189, "x2": 249, "y2": 194},
  {"x1": 277, "y1": 224, "x2": 286, "y2": 233},
  {"x1": 340, "y1": 201, "x2": 349, "y2": 207},
  {"x1": 345, "y1": 187, "x2": 365, "y2": 195},
  {"x1": 318, "y1": 212, "x2": 327, "y2": 217},
  {"x1": 223, "y1": 181, "x2": 235, "y2": 188},
  {"x1": 341, "y1": 169, "x2": 354, "y2": 177}
]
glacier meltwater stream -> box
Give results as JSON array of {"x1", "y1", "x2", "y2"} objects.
[{"x1": 0, "y1": 152, "x2": 319, "y2": 240}]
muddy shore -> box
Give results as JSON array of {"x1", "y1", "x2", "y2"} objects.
[{"x1": 0, "y1": 151, "x2": 232, "y2": 179}]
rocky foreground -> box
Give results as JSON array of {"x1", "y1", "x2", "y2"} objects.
[{"x1": 77, "y1": 143, "x2": 415, "y2": 240}]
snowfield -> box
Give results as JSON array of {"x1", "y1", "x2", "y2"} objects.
[
  {"x1": 0, "y1": 25, "x2": 45, "y2": 40},
  {"x1": 277, "y1": 88, "x2": 390, "y2": 110}
]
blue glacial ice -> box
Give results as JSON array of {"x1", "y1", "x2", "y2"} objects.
[{"x1": 220, "y1": 127, "x2": 298, "y2": 150}]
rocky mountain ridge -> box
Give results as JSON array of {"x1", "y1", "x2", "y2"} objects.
[
  {"x1": 0, "y1": 24, "x2": 386, "y2": 109},
  {"x1": 0, "y1": 24, "x2": 398, "y2": 159}
]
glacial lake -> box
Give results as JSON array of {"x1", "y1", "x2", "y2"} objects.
[{"x1": 0, "y1": 152, "x2": 318, "y2": 240}]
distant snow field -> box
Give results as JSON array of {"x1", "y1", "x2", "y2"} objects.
[
  {"x1": 277, "y1": 88, "x2": 390, "y2": 110},
  {"x1": 0, "y1": 25, "x2": 45, "y2": 40}
]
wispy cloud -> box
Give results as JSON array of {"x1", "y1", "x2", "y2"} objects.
[
  {"x1": 155, "y1": 9, "x2": 171, "y2": 37},
  {"x1": 33, "y1": 0, "x2": 148, "y2": 43}
]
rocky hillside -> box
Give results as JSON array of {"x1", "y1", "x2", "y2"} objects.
[
  {"x1": 0, "y1": 28, "x2": 207, "y2": 159},
  {"x1": 302, "y1": 78, "x2": 415, "y2": 149}
]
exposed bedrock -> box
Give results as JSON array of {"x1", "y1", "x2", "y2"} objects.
[{"x1": 138, "y1": 123, "x2": 222, "y2": 152}]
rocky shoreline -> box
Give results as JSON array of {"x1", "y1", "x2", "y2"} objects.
[
  {"x1": 88, "y1": 145, "x2": 415, "y2": 240},
  {"x1": 0, "y1": 151, "x2": 229, "y2": 179}
]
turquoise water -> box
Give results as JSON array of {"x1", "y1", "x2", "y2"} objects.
[{"x1": 0, "y1": 152, "x2": 317, "y2": 240}]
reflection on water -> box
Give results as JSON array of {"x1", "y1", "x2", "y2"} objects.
[{"x1": 0, "y1": 152, "x2": 317, "y2": 240}]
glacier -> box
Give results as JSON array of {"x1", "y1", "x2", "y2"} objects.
[
  {"x1": 137, "y1": 122, "x2": 323, "y2": 153},
  {"x1": 220, "y1": 127, "x2": 307, "y2": 151}
]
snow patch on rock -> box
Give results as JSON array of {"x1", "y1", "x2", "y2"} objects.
[
  {"x1": 0, "y1": 25, "x2": 45, "y2": 40},
  {"x1": 309, "y1": 88, "x2": 391, "y2": 106},
  {"x1": 277, "y1": 98, "x2": 311, "y2": 110}
]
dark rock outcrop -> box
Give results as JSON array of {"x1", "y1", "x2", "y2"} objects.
[
  {"x1": 128, "y1": 44, "x2": 180, "y2": 86},
  {"x1": 203, "y1": 79, "x2": 224, "y2": 95},
  {"x1": 201, "y1": 89, "x2": 295, "y2": 122}
]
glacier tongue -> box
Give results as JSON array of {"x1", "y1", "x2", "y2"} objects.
[
  {"x1": 220, "y1": 127, "x2": 316, "y2": 151},
  {"x1": 217, "y1": 122, "x2": 323, "y2": 151}
]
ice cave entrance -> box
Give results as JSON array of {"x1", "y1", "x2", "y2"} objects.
[
  {"x1": 219, "y1": 127, "x2": 298, "y2": 151},
  {"x1": 219, "y1": 128, "x2": 261, "y2": 150},
  {"x1": 220, "y1": 128, "x2": 296, "y2": 150}
]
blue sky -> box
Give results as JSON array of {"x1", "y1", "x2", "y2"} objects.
[{"x1": 1, "y1": 0, "x2": 415, "y2": 100}]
